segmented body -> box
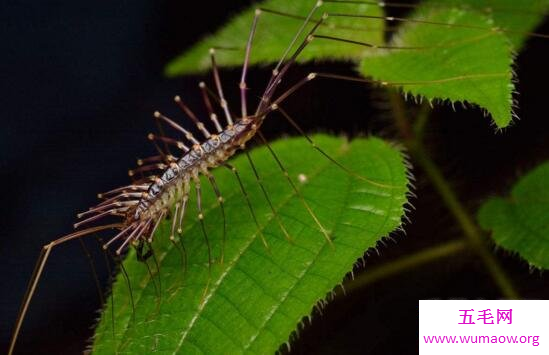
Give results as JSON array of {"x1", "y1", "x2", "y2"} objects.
[{"x1": 134, "y1": 118, "x2": 257, "y2": 222}]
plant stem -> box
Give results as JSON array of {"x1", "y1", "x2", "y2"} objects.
[
  {"x1": 342, "y1": 239, "x2": 468, "y2": 295},
  {"x1": 388, "y1": 91, "x2": 519, "y2": 299}
]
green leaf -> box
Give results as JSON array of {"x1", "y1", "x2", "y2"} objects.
[
  {"x1": 165, "y1": 1, "x2": 384, "y2": 76},
  {"x1": 434, "y1": 0, "x2": 549, "y2": 50},
  {"x1": 359, "y1": 4, "x2": 515, "y2": 128},
  {"x1": 92, "y1": 135, "x2": 409, "y2": 354},
  {"x1": 478, "y1": 162, "x2": 549, "y2": 269}
]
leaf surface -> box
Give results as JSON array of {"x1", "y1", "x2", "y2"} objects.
[
  {"x1": 434, "y1": 0, "x2": 549, "y2": 50},
  {"x1": 92, "y1": 134, "x2": 409, "y2": 354},
  {"x1": 359, "y1": 3, "x2": 514, "y2": 127},
  {"x1": 478, "y1": 162, "x2": 549, "y2": 270},
  {"x1": 165, "y1": 0, "x2": 384, "y2": 75}
]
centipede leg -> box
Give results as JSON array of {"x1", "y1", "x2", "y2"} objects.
[
  {"x1": 240, "y1": 8, "x2": 262, "y2": 118},
  {"x1": 205, "y1": 172, "x2": 227, "y2": 264},
  {"x1": 224, "y1": 163, "x2": 270, "y2": 248},
  {"x1": 274, "y1": 105, "x2": 391, "y2": 187},
  {"x1": 255, "y1": 130, "x2": 333, "y2": 246},
  {"x1": 194, "y1": 177, "x2": 212, "y2": 301},
  {"x1": 175, "y1": 183, "x2": 190, "y2": 274},
  {"x1": 169, "y1": 202, "x2": 186, "y2": 270},
  {"x1": 244, "y1": 151, "x2": 292, "y2": 244},
  {"x1": 193, "y1": 177, "x2": 212, "y2": 268},
  {"x1": 146, "y1": 241, "x2": 162, "y2": 314},
  {"x1": 8, "y1": 224, "x2": 124, "y2": 355},
  {"x1": 209, "y1": 48, "x2": 234, "y2": 126},
  {"x1": 96, "y1": 236, "x2": 116, "y2": 340},
  {"x1": 111, "y1": 250, "x2": 136, "y2": 323}
]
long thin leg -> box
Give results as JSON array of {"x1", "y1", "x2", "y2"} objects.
[
  {"x1": 260, "y1": 11, "x2": 326, "y2": 111},
  {"x1": 193, "y1": 177, "x2": 212, "y2": 268},
  {"x1": 199, "y1": 81, "x2": 223, "y2": 132},
  {"x1": 154, "y1": 111, "x2": 200, "y2": 145},
  {"x1": 255, "y1": 130, "x2": 333, "y2": 245},
  {"x1": 174, "y1": 95, "x2": 212, "y2": 139},
  {"x1": 8, "y1": 224, "x2": 124, "y2": 355},
  {"x1": 223, "y1": 163, "x2": 271, "y2": 248},
  {"x1": 193, "y1": 176, "x2": 212, "y2": 301},
  {"x1": 205, "y1": 172, "x2": 227, "y2": 263},
  {"x1": 113, "y1": 252, "x2": 136, "y2": 323},
  {"x1": 170, "y1": 202, "x2": 185, "y2": 267},
  {"x1": 262, "y1": 2, "x2": 549, "y2": 37},
  {"x1": 148, "y1": 133, "x2": 190, "y2": 153},
  {"x1": 96, "y1": 236, "x2": 116, "y2": 340},
  {"x1": 266, "y1": 1, "x2": 323, "y2": 88},
  {"x1": 244, "y1": 151, "x2": 292, "y2": 243},
  {"x1": 78, "y1": 239, "x2": 105, "y2": 308},
  {"x1": 209, "y1": 48, "x2": 234, "y2": 126},
  {"x1": 240, "y1": 9, "x2": 262, "y2": 118},
  {"x1": 274, "y1": 105, "x2": 394, "y2": 188},
  {"x1": 144, "y1": 242, "x2": 161, "y2": 310},
  {"x1": 177, "y1": 183, "x2": 191, "y2": 235}
]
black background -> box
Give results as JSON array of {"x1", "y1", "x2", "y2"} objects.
[{"x1": 1, "y1": 1, "x2": 548, "y2": 354}]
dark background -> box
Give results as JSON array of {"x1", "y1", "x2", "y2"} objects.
[{"x1": 1, "y1": 1, "x2": 548, "y2": 354}]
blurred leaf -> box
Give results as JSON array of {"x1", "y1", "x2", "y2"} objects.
[
  {"x1": 165, "y1": 0, "x2": 384, "y2": 75},
  {"x1": 92, "y1": 135, "x2": 409, "y2": 354},
  {"x1": 478, "y1": 162, "x2": 549, "y2": 269}
]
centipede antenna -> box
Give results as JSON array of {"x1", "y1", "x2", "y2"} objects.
[
  {"x1": 8, "y1": 224, "x2": 124, "y2": 355},
  {"x1": 261, "y1": 11, "x2": 327, "y2": 109},
  {"x1": 154, "y1": 111, "x2": 200, "y2": 145},
  {"x1": 255, "y1": 131, "x2": 333, "y2": 246},
  {"x1": 275, "y1": 105, "x2": 395, "y2": 188},
  {"x1": 266, "y1": 73, "x2": 318, "y2": 114},
  {"x1": 267, "y1": 1, "x2": 323, "y2": 87},
  {"x1": 194, "y1": 178, "x2": 213, "y2": 270},
  {"x1": 199, "y1": 82, "x2": 223, "y2": 133},
  {"x1": 209, "y1": 48, "x2": 234, "y2": 126},
  {"x1": 206, "y1": 173, "x2": 227, "y2": 264},
  {"x1": 224, "y1": 163, "x2": 273, "y2": 247},
  {"x1": 240, "y1": 9, "x2": 262, "y2": 118},
  {"x1": 174, "y1": 95, "x2": 211, "y2": 138},
  {"x1": 244, "y1": 151, "x2": 291, "y2": 245}
]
